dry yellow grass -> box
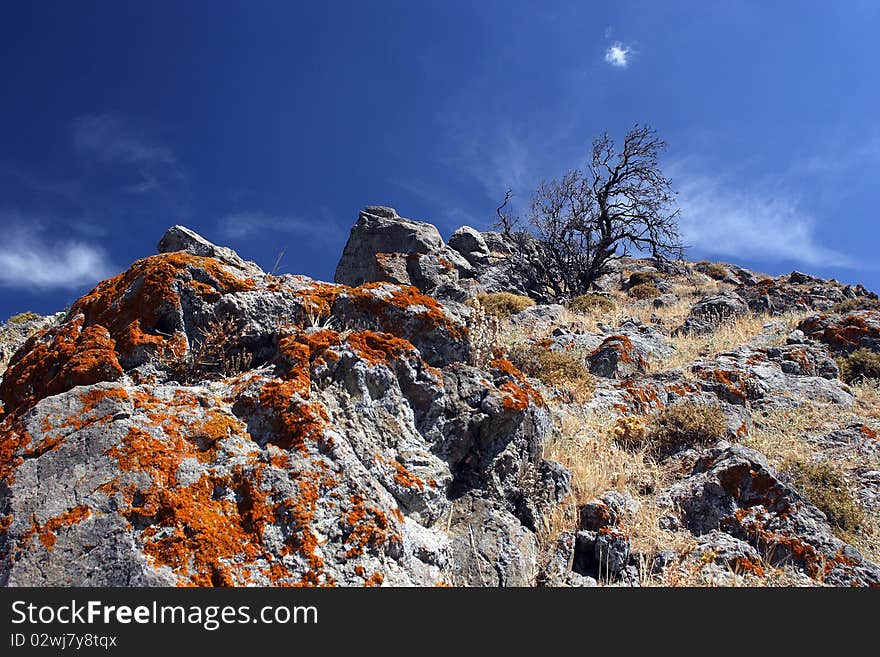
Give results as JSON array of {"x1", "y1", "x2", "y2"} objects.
[
  {"x1": 540, "y1": 408, "x2": 699, "y2": 582},
  {"x1": 745, "y1": 401, "x2": 880, "y2": 563},
  {"x1": 661, "y1": 311, "x2": 805, "y2": 372},
  {"x1": 854, "y1": 378, "x2": 880, "y2": 420}
]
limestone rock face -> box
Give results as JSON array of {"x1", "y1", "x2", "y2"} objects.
[
  {"x1": 0, "y1": 226, "x2": 566, "y2": 587},
  {"x1": 669, "y1": 444, "x2": 880, "y2": 586},
  {"x1": 334, "y1": 207, "x2": 473, "y2": 292}
]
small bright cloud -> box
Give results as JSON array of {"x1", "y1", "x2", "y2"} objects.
[
  {"x1": 0, "y1": 219, "x2": 116, "y2": 289},
  {"x1": 604, "y1": 41, "x2": 631, "y2": 68}
]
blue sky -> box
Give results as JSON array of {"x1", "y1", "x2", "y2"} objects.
[{"x1": 1, "y1": 1, "x2": 879, "y2": 320}]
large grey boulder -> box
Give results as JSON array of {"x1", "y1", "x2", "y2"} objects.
[
  {"x1": 674, "y1": 291, "x2": 748, "y2": 336},
  {"x1": 668, "y1": 444, "x2": 880, "y2": 586},
  {"x1": 158, "y1": 224, "x2": 264, "y2": 276},
  {"x1": 448, "y1": 225, "x2": 492, "y2": 267},
  {"x1": 334, "y1": 207, "x2": 473, "y2": 291}
]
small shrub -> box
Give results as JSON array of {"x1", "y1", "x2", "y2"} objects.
[
  {"x1": 6, "y1": 311, "x2": 40, "y2": 325},
  {"x1": 567, "y1": 293, "x2": 616, "y2": 315},
  {"x1": 611, "y1": 415, "x2": 648, "y2": 449},
  {"x1": 627, "y1": 271, "x2": 659, "y2": 288},
  {"x1": 836, "y1": 348, "x2": 880, "y2": 383},
  {"x1": 160, "y1": 316, "x2": 252, "y2": 383},
  {"x1": 508, "y1": 344, "x2": 594, "y2": 398},
  {"x1": 832, "y1": 297, "x2": 880, "y2": 314},
  {"x1": 699, "y1": 262, "x2": 728, "y2": 280},
  {"x1": 642, "y1": 400, "x2": 728, "y2": 457},
  {"x1": 476, "y1": 292, "x2": 535, "y2": 319},
  {"x1": 784, "y1": 459, "x2": 865, "y2": 537},
  {"x1": 628, "y1": 282, "x2": 661, "y2": 300}
]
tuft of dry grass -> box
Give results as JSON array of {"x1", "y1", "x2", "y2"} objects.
[
  {"x1": 699, "y1": 262, "x2": 729, "y2": 280},
  {"x1": 567, "y1": 293, "x2": 616, "y2": 315},
  {"x1": 853, "y1": 378, "x2": 880, "y2": 420},
  {"x1": 475, "y1": 292, "x2": 535, "y2": 319},
  {"x1": 831, "y1": 297, "x2": 880, "y2": 314},
  {"x1": 782, "y1": 458, "x2": 866, "y2": 540},
  {"x1": 836, "y1": 348, "x2": 880, "y2": 384},
  {"x1": 745, "y1": 402, "x2": 880, "y2": 563},
  {"x1": 541, "y1": 409, "x2": 699, "y2": 582},
  {"x1": 508, "y1": 344, "x2": 594, "y2": 402},
  {"x1": 6, "y1": 311, "x2": 41, "y2": 325},
  {"x1": 628, "y1": 282, "x2": 661, "y2": 300},
  {"x1": 647, "y1": 401, "x2": 728, "y2": 457}
]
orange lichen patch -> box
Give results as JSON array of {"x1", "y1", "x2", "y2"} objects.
[
  {"x1": 859, "y1": 424, "x2": 878, "y2": 439},
  {"x1": 489, "y1": 356, "x2": 544, "y2": 408},
  {"x1": 665, "y1": 381, "x2": 697, "y2": 397},
  {"x1": 498, "y1": 382, "x2": 530, "y2": 411},
  {"x1": 619, "y1": 380, "x2": 664, "y2": 412},
  {"x1": 22, "y1": 433, "x2": 65, "y2": 459},
  {"x1": 364, "y1": 572, "x2": 384, "y2": 586},
  {"x1": 353, "y1": 565, "x2": 385, "y2": 586},
  {"x1": 734, "y1": 509, "x2": 826, "y2": 578},
  {"x1": 294, "y1": 281, "x2": 342, "y2": 317},
  {"x1": 0, "y1": 416, "x2": 31, "y2": 483},
  {"x1": 276, "y1": 327, "x2": 342, "y2": 381},
  {"x1": 388, "y1": 459, "x2": 426, "y2": 491},
  {"x1": 437, "y1": 257, "x2": 456, "y2": 272},
  {"x1": 108, "y1": 427, "x2": 190, "y2": 488},
  {"x1": 342, "y1": 494, "x2": 394, "y2": 558},
  {"x1": 697, "y1": 368, "x2": 748, "y2": 403},
  {"x1": 800, "y1": 312, "x2": 880, "y2": 352},
  {"x1": 133, "y1": 472, "x2": 272, "y2": 587},
  {"x1": 347, "y1": 331, "x2": 416, "y2": 367},
  {"x1": 732, "y1": 555, "x2": 765, "y2": 578},
  {"x1": 298, "y1": 329, "x2": 342, "y2": 363},
  {"x1": 257, "y1": 380, "x2": 332, "y2": 455},
  {"x1": 37, "y1": 505, "x2": 91, "y2": 551},
  {"x1": 72, "y1": 251, "x2": 254, "y2": 360},
  {"x1": 344, "y1": 282, "x2": 468, "y2": 341},
  {"x1": 0, "y1": 316, "x2": 123, "y2": 414},
  {"x1": 591, "y1": 335, "x2": 642, "y2": 366}
]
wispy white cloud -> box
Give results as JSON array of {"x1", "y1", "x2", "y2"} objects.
[
  {"x1": 217, "y1": 210, "x2": 345, "y2": 245},
  {"x1": 0, "y1": 216, "x2": 115, "y2": 289},
  {"x1": 674, "y1": 169, "x2": 855, "y2": 269},
  {"x1": 72, "y1": 113, "x2": 187, "y2": 194},
  {"x1": 604, "y1": 41, "x2": 632, "y2": 68}
]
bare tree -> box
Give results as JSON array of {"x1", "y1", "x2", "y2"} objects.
[{"x1": 499, "y1": 124, "x2": 684, "y2": 298}]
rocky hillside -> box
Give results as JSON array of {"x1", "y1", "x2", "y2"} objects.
[{"x1": 1, "y1": 207, "x2": 878, "y2": 586}]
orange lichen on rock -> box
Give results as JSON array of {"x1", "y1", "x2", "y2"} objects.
[
  {"x1": 0, "y1": 316, "x2": 123, "y2": 414},
  {"x1": 294, "y1": 281, "x2": 342, "y2": 317},
  {"x1": 489, "y1": 356, "x2": 544, "y2": 408},
  {"x1": 344, "y1": 282, "x2": 468, "y2": 341},
  {"x1": 0, "y1": 415, "x2": 32, "y2": 483},
  {"x1": 37, "y1": 505, "x2": 92, "y2": 551},
  {"x1": 592, "y1": 335, "x2": 641, "y2": 366},
  {"x1": 619, "y1": 380, "x2": 664, "y2": 412},
  {"x1": 389, "y1": 459, "x2": 426, "y2": 491},
  {"x1": 698, "y1": 368, "x2": 748, "y2": 403},
  {"x1": 347, "y1": 331, "x2": 416, "y2": 367},
  {"x1": 72, "y1": 252, "x2": 254, "y2": 361},
  {"x1": 343, "y1": 494, "x2": 394, "y2": 558},
  {"x1": 258, "y1": 380, "x2": 332, "y2": 455},
  {"x1": 798, "y1": 311, "x2": 880, "y2": 353},
  {"x1": 498, "y1": 382, "x2": 530, "y2": 411}
]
